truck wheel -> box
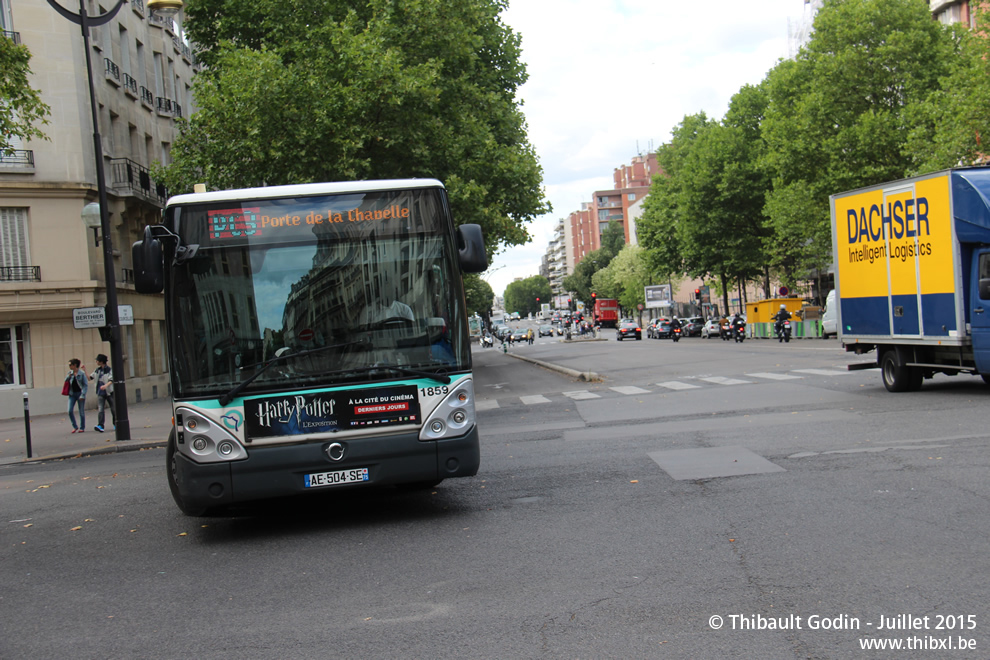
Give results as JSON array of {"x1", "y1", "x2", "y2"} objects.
[
  {"x1": 167, "y1": 429, "x2": 212, "y2": 517},
  {"x1": 880, "y1": 350, "x2": 912, "y2": 393}
]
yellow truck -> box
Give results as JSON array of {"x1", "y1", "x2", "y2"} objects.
[{"x1": 830, "y1": 167, "x2": 990, "y2": 391}]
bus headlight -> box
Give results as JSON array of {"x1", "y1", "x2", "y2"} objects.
[
  {"x1": 174, "y1": 407, "x2": 248, "y2": 463},
  {"x1": 420, "y1": 378, "x2": 475, "y2": 441}
]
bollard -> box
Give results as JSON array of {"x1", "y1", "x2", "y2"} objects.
[{"x1": 23, "y1": 392, "x2": 32, "y2": 459}]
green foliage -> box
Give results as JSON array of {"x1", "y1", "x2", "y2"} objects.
[
  {"x1": 761, "y1": 0, "x2": 955, "y2": 276},
  {"x1": 163, "y1": 0, "x2": 548, "y2": 257},
  {"x1": 904, "y1": 7, "x2": 985, "y2": 172},
  {"x1": 503, "y1": 275, "x2": 552, "y2": 317},
  {"x1": 462, "y1": 274, "x2": 495, "y2": 320},
  {"x1": 598, "y1": 245, "x2": 650, "y2": 312},
  {"x1": 0, "y1": 37, "x2": 50, "y2": 155},
  {"x1": 640, "y1": 0, "x2": 962, "y2": 301},
  {"x1": 561, "y1": 247, "x2": 612, "y2": 304}
]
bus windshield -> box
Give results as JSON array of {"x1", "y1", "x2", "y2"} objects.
[{"x1": 165, "y1": 188, "x2": 468, "y2": 399}]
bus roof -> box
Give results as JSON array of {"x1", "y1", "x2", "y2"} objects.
[{"x1": 164, "y1": 178, "x2": 445, "y2": 207}]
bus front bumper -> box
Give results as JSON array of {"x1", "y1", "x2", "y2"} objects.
[{"x1": 172, "y1": 427, "x2": 480, "y2": 511}]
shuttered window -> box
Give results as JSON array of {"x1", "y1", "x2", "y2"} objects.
[{"x1": 0, "y1": 207, "x2": 29, "y2": 269}]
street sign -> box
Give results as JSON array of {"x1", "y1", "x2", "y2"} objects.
[
  {"x1": 72, "y1": 304, "x2": 135, "y2": 329},
  {"x1": 73, "y1": 307, "x2": 105, "y2": 329}
]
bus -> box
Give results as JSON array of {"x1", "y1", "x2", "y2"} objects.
[{"x1": 132, "y1": 179, "x2": 488, "y2": 515}]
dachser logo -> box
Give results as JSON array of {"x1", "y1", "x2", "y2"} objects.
[{"x1": 846, "y1": 198, "x2": 930, "y2": 245}]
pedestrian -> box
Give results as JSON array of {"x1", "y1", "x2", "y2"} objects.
[
  {"x1": 527, "y1": 328, "x2": 534, "y2": 345},
  {"x1": 89, "y1": 353, "x2": 116, "y2": 433},
  {"x1": 64, "y1": 358, "x2": 88, "y2": 433}
]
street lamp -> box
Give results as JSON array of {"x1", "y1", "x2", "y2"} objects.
[{"x1": 48, "y1": 0, "x2": 183, "y2": 440}]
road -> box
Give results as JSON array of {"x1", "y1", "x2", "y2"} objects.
[{"x1": 2, "y1": 334, "x2": 988, "y2": 658}]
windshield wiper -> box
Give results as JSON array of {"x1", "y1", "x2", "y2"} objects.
[{"x1": 217, "y1": 341, "x2": 365, "y2": 406}]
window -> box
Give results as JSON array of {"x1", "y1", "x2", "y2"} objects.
[
  {"x1": 628, "y1": 193, "x2": 636, "y2": 201},
  {"x1": 0, "y1": 325, "x2": 29, "y2": 386},
  {"x1": 0, "y1": 207, "x2": 29, "y2": 270}
]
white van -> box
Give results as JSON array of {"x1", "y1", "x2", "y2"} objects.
[{"x1": 821, "y1": 289, "x2": 837, "y2": 338}]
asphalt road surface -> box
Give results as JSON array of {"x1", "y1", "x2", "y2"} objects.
[{"x1": 2, "y1": 337, "x2": 987, "y2": 658}]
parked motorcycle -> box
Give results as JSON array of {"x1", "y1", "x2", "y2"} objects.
[
  {"x1": 732, "y1": 318, "x2": 746, "y2": 343},
  {"x1": 776, "y1": 319, "x2": 792, "y2": 343}
]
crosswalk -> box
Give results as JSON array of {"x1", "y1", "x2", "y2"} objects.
[{"x1": 476, "y1": 368, "x2": 852, "y2": 410}]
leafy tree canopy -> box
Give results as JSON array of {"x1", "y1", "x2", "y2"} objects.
[
  {"x1": 462, "y1": 274, "x2": 495, "y2": 320},
  {"x1": 164, "y1": 0, "x2": 549, "y2": 257},
  {"x1": 503, "y1": 275, "x2": 552, "y2": 317},
  {"x1": 0, "y1": 37, "x2": 49, "y2": 155}
]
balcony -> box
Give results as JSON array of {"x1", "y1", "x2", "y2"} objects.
[
  {"x1": 2, "y1": 30, "x2": 20, "y2": 44},
  {"x1": 122, "y1": 72, "x2": 138, "y2": 97},
  {"x1": 108, "y1": 158, "x2": 168, "y2": 205},
  {"x1": 0, "y1": 266, "x2": 41, "y2": 282},
  {"x1": 156, "y1": 96, "x2": 173, "y2": 116},
  {"x1": 121, "y1": 268, "x2": 135, "y2": 284},
  {"x1": 0, "y1": 149, "x2": 35, "y2": 170},
  {"x1": 140, "y1": 85, "x2": 154, "y2": 109},
  {"x1": 104, "y1": 58, "x2": 120, "y2": 85}
]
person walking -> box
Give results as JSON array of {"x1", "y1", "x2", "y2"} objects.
[
  {"x1": 64, "y1": 358, "x2": 88, "y2": 433},
  {"x1": 89, "y1": 353, "x2": 116, "y2": 433}
]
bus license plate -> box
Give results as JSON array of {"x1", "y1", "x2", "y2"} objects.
[{"x1": 304, "y1": 468, "x2": 370, "y2": 488}]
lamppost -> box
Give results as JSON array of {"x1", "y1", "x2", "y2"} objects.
[{"x1": 47, "y1": 0, "x2": 182, "y2": 441}]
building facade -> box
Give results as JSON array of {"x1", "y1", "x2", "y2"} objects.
[
  {"x1": 0, "y1": 0, "x2": 195, "y2": 417},
  {"x1": 568, "y1": 152, "x2": 660, "y2": 266}
]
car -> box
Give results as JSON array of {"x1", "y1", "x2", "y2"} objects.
[
  {"x1": 821, "y1": 289, "x2": 837, "y2": 338},
  {"x1": 510, "y1": 329, "x2": 527, "y2": 342},
  {"x1": 679, "y1": 316, "x2": 704, "y2": 337},
  {"x1": 701, "y1": 318, "x2": 722, "y2": 339},
  {"x1": 645, "y1": 318, "x2": 666, "y2": 339},
  {"x1": 509, "y1": 312, "x2": 521, "y2": 321},
  {"x1": 538, "y1": 325, "x2": 554, "y2": 337},
  {"x1": 652, "y1": 319, "x2": 674, "y2": 339},
  {"x1": 616, "y1": 318, "x2": 642, "y2": 341}
]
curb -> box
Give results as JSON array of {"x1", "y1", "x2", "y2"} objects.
[
  {"x1": 505, "y1": 352, "x2": 602, "y2": 382},
  {"x1": 2, "y1": 439, "x2": 167, "y2": 467}
]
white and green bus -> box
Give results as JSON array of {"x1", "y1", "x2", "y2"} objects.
[{"x1": 133, "y1": 179, "x2": 487, "y2": 515}]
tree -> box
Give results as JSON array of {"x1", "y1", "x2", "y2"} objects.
[
  {"x1": 0, "y1": 36, "x2": 50, "y2": 155},
  {"x1": 904, "y1": 6, "x2": 986, "y2": 173},
  {"x1": 462, "y1": 274, "x2": 495, "y2": 322},
  {"x1": 561, "y1": 247, "x2": 611, "y2": 304},
  {"x1": 597, "y1": 245, "x2": 651, "y2": 315},
  {"x1": 162, "y1": 0, "x2": 549, "y2": 257},
  {"x1": 761, "y1": 0, "x2": 957, "y2": 279},
  {"x1": 503, "y1": 275, "x2": 552, "y2": 317}
]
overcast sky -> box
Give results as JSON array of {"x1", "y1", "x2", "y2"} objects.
[{"x1": 486, "y1": 0, "x2": 817, "y2": 298}]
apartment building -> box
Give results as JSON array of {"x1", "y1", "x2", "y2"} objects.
[
  {"x1": 0, "y1": 0, "x2": 195, "y2": 416},
  {"x1": 568, "y1": 152, "x2": 659, "y2": 266}
]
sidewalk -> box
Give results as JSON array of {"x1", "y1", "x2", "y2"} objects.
[{"x1": 0, "y1": 397, "x2": 173, "y2": 466}]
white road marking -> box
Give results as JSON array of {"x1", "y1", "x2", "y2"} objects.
[
  {"x1": 610, "y1": 386, "x2": 651, "y2": 395},
  {"x1": 792, "y1": 369, "x2": 850, "y2": 376},
  {"x1": 520, "y1": 395, "x2": 551, "y2": 405},
  {"x1": 475, "y1": 400, "x2": 500, "y2": 411},
  {"x1": 746, "y1": 372, "x2": 803, "y2": 380},
  {"x1": 563, "y1": 390, "x2": 601, "y2": 400},
  {"x1": 699, "y1": 376, "x2": 753, "y2": 386},
  {"x1": 655, "y1": 381, "x2": 702, "y2": 390}
]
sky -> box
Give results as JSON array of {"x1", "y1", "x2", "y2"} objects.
[{"x1": 486, "y1": 0, "x2": 818, "y2": 298}]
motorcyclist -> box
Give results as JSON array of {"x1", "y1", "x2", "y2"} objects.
[
  {"x1": 669, "y1": 316, "x2": 682, "y2": 334},
  {"x1": 774, "y1": 304, "x2": 791, "y2": 338},
  {"x1": 731, "y1": 312, "x2": 745, "y2": 339}
]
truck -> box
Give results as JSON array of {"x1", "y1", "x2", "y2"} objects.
[
  {"x1": 829, "y1": 167, "x2": 990, "y2": 391},
  {"x1": 593, "y1": 297, "x2": 619, "y2": 328}
]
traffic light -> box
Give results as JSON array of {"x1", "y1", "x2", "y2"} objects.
[
  {"x1": 591, "y1": 292, "x2": 597, "y2": 300},
  {"x1": 694, "y1": 288, "x2": 701, "y2": 300},
  {"x1": 536, "y1": 297, "x2": 540, "y2": 302}
]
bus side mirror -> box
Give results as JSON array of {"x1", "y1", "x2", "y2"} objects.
[
  {"x1": 457, "y1": 223, "x2": 488, "y2": 273},
  {"x1": 132, "y1": 226, "x2": 164, "y2": 294}
]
